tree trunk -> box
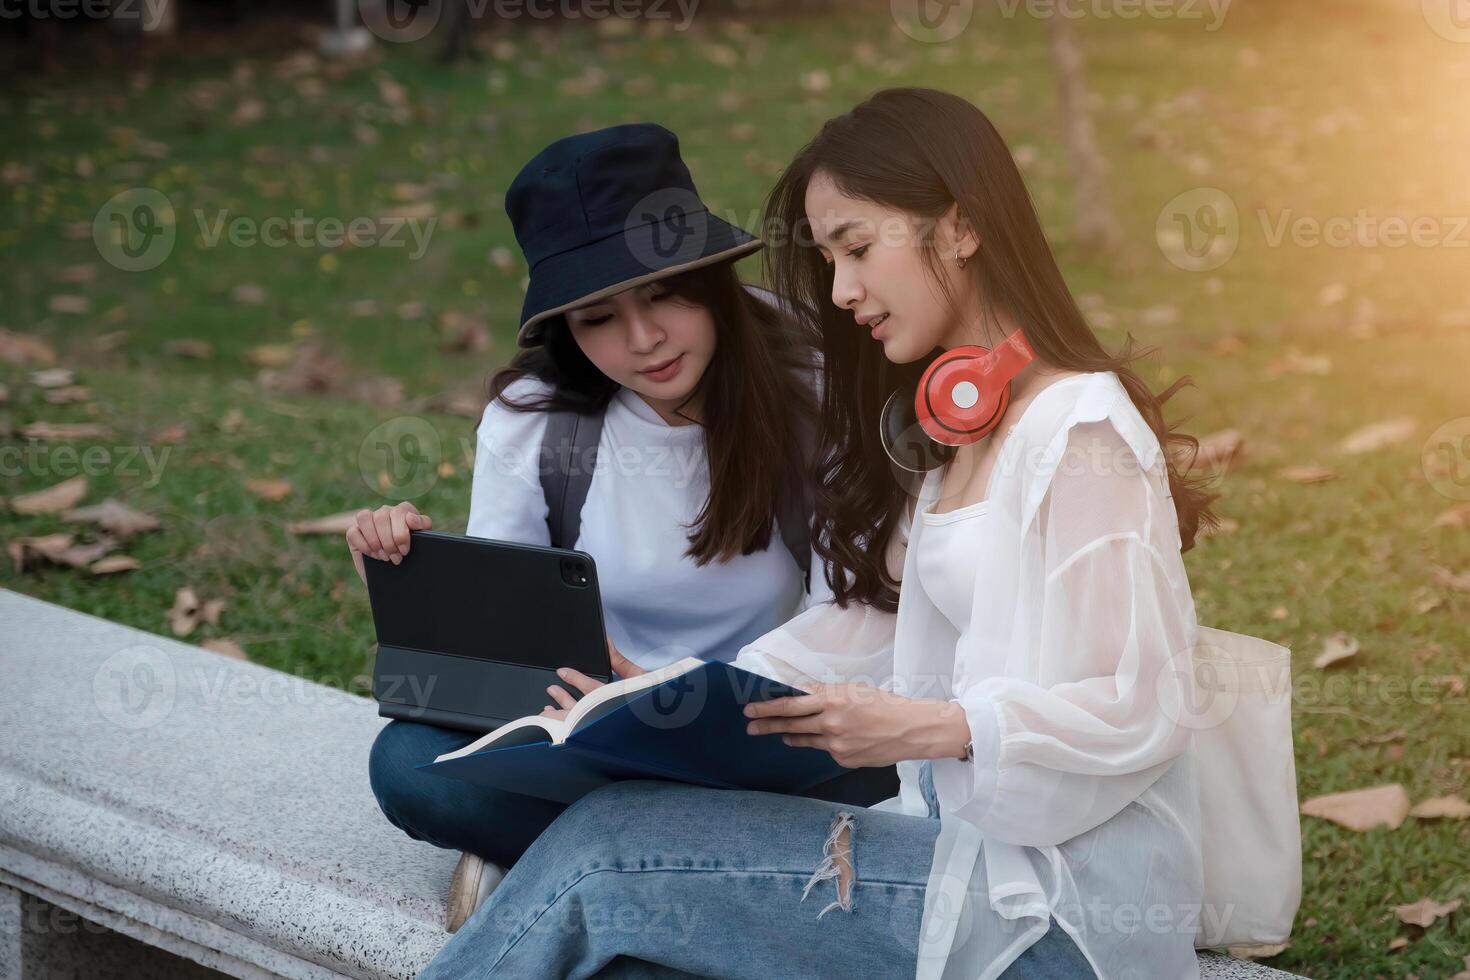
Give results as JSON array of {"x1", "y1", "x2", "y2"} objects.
[{"x1": 1046, "y1": 10, "x2": 1120, "y2": 251}]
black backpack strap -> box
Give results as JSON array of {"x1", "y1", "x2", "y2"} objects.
[
  {"x1": 775, "y1": 471, "x2": 812, "y2": 591},
  {"x1": 541, "y1": 409, "x2": 605, "y2": 549}
]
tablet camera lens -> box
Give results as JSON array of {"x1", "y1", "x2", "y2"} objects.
[{"x1": 560, "y1": 557, "x2": 590, "y2": 588}]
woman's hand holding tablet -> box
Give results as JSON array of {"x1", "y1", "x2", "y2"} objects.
[{"x1": 347, "y1": 500, "x2": 434, "y2": 585}]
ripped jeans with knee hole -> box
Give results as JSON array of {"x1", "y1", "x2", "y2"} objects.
[{"x1": 418, "y1": 771, "x2": 1097, "y2": 980}]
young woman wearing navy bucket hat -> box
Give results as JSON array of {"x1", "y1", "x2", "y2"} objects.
[{"x1": 353, "y1": 123, "x2": 896, "y2": 934}]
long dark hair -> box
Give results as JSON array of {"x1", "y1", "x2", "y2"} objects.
[
  {"x1": 764, "y1": 87, "x2": 1220, "y2": 611},
  {"x1": 488, "y1": 261, "x2": 819, "y2": 567}
]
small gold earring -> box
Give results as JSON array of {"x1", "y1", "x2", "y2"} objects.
[{"x1": 955, "y1": 252, "x2": 967, "y2": 269}]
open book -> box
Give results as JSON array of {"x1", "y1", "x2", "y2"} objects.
[{"x1": 419, "y1": 657, "x2": 850, "y2": 804}]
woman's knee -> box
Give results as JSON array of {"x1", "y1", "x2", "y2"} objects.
[{"x1": 368, "y1": 721, "x2": 447, "y2": 814}]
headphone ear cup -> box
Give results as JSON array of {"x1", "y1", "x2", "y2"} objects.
[
  {"x1": 916, "y1": 344, "x2": 1012, "y2": 447},
  {"x1": 881, "y1": 387, "x2": 955, "y2": 474}
]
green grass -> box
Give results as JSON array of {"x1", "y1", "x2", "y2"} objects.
[{"x1": 2, "y1": 4, "x2": 1469, "y2": 976}]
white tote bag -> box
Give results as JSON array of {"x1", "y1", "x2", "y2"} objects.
[{"x1": 1187, "y1": 626, "x2": 1302, "y2": 948}]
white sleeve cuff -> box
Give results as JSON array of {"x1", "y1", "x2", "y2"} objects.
[{"x1": 929, "y1": 694, "x2": 1002, "y2": 818}]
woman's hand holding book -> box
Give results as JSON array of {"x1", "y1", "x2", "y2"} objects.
[{"x1": 540, "y1": 638, "x2": 646, "y2": 721}]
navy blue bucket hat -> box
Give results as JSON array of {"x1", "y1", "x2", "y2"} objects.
[{"x1": 505, "y1": 123, "x2": 763, "y2": 348}]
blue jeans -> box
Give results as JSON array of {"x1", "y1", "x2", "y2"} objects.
[
  {"x1": 369, "y1": 720, "x2": 571, "y2": 868},
  {"x1": 369, "y1": 720, "x2": 899, "y2": 868},
  {"x1": 418, "y1": 766, "x2": 1098, "y2": 979}
]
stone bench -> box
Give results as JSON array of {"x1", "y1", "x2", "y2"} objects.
[{"x1": 0, "y1": 588, "x2": 1302, "y2": 978}]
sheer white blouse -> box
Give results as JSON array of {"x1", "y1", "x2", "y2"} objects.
[{"x1": 734, "y1": 370, "x2": 1206, "y2": 980}]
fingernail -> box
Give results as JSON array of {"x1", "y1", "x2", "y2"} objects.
[
  {"x1": 556, "y1": 668, "x2": 569, "y2": 677},
  {"x1": 746, "y1": 723, "x2": 755, "y2": 735}
]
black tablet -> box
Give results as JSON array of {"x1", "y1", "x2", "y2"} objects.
[{"x1": 366, "y1": 529, "x2": 613, "y2": 732}]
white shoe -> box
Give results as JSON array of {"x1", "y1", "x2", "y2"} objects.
[{"x1": 445, "y1": 851, "x2": 507, "y2": 933}]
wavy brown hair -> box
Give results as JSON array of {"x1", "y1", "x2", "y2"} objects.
[
  {"x1": 763, "y1": 87, "x2": 1220, "y2": 611},
  {"x1": 487, "y1": 261, "x2": 819, "y2": 566}
]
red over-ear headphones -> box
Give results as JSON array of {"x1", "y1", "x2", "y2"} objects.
[
  {"x1": 917, "y1": 329, "x2": 1036, "y2": 445},
  {"x1": 880, "y1": 329, "x2": 1036, "y2": 473}
]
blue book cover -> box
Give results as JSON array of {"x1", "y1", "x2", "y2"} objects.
[{"x1": 417, "y1": 658, "x2": 849, "y2": 804}]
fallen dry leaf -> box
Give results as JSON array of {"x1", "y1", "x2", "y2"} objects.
[
  {"x1": 0, "y1": 328, "x2": 57, "y2": 365},
  {"x1": 62, "y1": 499, "x2": 160, "y2": 539},
  {"x1": 21, "y1": 421, "x2": 114, "y2": 440},
  {"x1": 287, "y1": 511, "x2": 360, "y2": 536},
  {"x1": 202, "y1": 638, "x2": 249, "y2": 660},
  {"x1": 44, "y1": 385, "x2": 91, "y2": 405},
  {"x1": 1300, "y1": 783, "x2": 1410, "y2": 831},
  {"x1": 200, "y1": 598, "x2": 225, "y2": 626},
  {"x1": 1340, "y1": 417, "x2": 1416, "y2": 454},
  {"x1": 232, "y1": 97, "x2": 267, "y2": 125},
  {"x1": 56, "y1": 263, "x2": 97, "y2": 283},
  {"x1": 1414, "y1": 591, "x2": 1443, "y2": 614},
  {"x1": 169, "y1": 587, "x2": 201, "y2": 636},
  {"x1": 255, "y1": 338, "x2": 342, "y2": 395},
  {"x1": 1313, "y1": 631, "x2": 1360, "y2": 669},
  {"x1": 244, "y1": 478, "x2": 293, "y2": 502},
  {"x1": 1431, "y1": 566, "x2": 1470, "y2": 592},
  {"x1": 1193, "y1": 429, "x2": 1244, "y2": 474},
  {"x1": 10, "y1": 476, "x2": 88, "y2": 514},
  {"x1": 1393, "y1": 897, "x2": 1461, "y2": 928},
  {"x1": 48, "y1": 295, "x2": 90, "y2": 315},
  {"x1": 421, "y1": 389, "x2": 485, "y2": 419},
  {"x1": 1278, "y1": 465, "x2": 1338, "y2": 484},
  {"x1": 1268, "y1": 349, "x2": 1331, "y2": 377},
  {"x1": 439, "y1": 312, "x2": 490, "y2": 354},
  {"x1": 1434, "y1": 503, "x2": 1470, "y2": 529},
  {"x1": 488, "y1": 247, "x2": 516, "y2": 275},
  {"x1": 348, "y1": 376, "x2": 405, "y2": 404},
  {"x1": 1387, "y1": 937, "x2": 1409, "y2": 951},
  {"x1": 163, "y1": 338, "x2": 213, "y2": 359},
  {"x1": 8, "y1": 533, "x2": 75, "y2": 572},
  {"x1": 6, "y1": 532, "x2": 117, "y2": 572},
  {"x1": 231, "y1": 283, "x2": 269, "y2": 305},
  {"x1": 1409, "y1": 795, "x2": 1470, "y2": 820},
  {"x1": 91, "y1": 330, "x2": 128, "y2": 353},
  {"x1": 1227, "y1": 942, "x2": 1289, "y2": 959},
  {"x1": 152, "y1": 423, "x2": 188, "y2": 444},
  {"x1": 30, "y1": 367, "x2": 75, "y2": 388},
  {"x1": 391, "y1": 181, "x2": 432, "y2": 202},
  {"x1": 379, "y1": 202, "x2": 434, "y2": 222},
  {"x1": 90, "y1": 554, "x2": 141, "y2": 575},
  {"x1": 246, "y1": 344, "x2": 294, "y2": 368}
]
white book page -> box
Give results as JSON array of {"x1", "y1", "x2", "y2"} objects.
[
  {"x1": 563, "y1": 656, "x2": 704, "y2": 732},
  {"x1": 431, "y1": 656, "x2": 706, "y2": 763}
]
